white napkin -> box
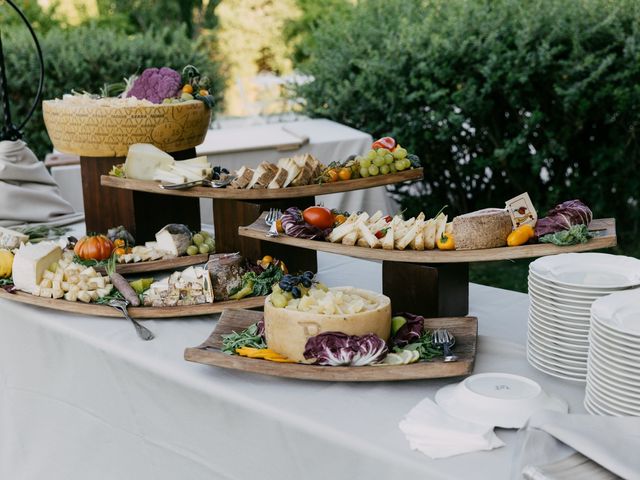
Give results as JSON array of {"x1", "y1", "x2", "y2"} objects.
[
  {"x1": 399, "y1": 397, "x2": 505, "y2": 459},
  {"x1": 514, "y1": 410, "x2": 640, "y2": 480},
  {"x1": 0, "y1": 140, "x2": 77, "y2": 226}
]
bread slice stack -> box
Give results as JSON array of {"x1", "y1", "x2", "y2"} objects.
[{"x1": 228, "y1": 154, "x2": 324, "y2": 189}]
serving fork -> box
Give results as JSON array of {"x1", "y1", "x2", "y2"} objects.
[
  {"x1": 107, "y1": 298, "x2": 155, "y2": 341},
  {"x1": 432, "y1": 328, "x2": 458, "y2": 362},
  {"x1": 265, "y1": 208, "x2": 282, "y2": 237}
]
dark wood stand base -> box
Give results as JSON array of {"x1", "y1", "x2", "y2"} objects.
[
  {"x1": 80, "y1": 149, "x2": 201, "y2": 241},
  {"x1": 382, "y1": 261, "x2": 469, "y2": 317},
  {"x1": 213, "y1": 197, "x2": 317, "y2": 273}
]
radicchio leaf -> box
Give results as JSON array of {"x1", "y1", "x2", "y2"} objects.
[
  {"x1": 534, "y1": 200, "x2": 593, "y2": 238},
  {"x1": 280, "y1": 207, "x2": 332, "y2": 240},
  {"x1": 389, "y1": 312, "x2": 425, "y2": 348},
  {"x1": 303, "y1": 332, "x2": 388, "y2": 366}
]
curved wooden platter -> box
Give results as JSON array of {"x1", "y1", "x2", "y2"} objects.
[
  {"x1": 239, "y1": 215, "x2": 617, "y2": 264},
  {"x1": 0, "y1": 289, "x2": 265, "y2": 319},
  {"x1": 95, "y1": 253, "x2": 209, "y2": 275},
  {"x1": 184, "y1": 309, "x2": 477, "y2": 382},
  {"x1": 100, "y1": 168, "x2": 423, "y2": 200}
]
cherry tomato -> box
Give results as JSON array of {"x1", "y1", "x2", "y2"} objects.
[
  {"x1": 303, "y1": 206, "x2": 334, "y2": 229},
  {"x1": 333, "y1": 214, "x2": 347, "y2": 225},
  {"x1": 326, "y1": 169, "x2": 339, "y2": 182},
  {"x1": 338, "y1": 167, "x2": 352, "y2": 181}
]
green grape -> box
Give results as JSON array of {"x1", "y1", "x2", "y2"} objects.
[
  {"x1": 199, "y1": 244, "x2": 210, "y2": 254},
  {"x1": 384, "y1": 153, "x2": 394, "y2": 164},
  {"x1": 373, "y1": 156, "x2": 385, "y2": 167},
  {"x1": 366, "y1": 149, "x2": 377, "y2": 161},
  {"x1": 380, "y1": 164, "x2": 390, "y2": 175},
  {"x1": 360, "y1": 167, "x2": 370, "y2": 178},
  {"x1": 186, "y1": 245, "x2": 199, "y2": 256},
  {"x1": 192, "y1": 233, "x2": 204, "y2": 246},
  {"x1": 403, "y1": 159, "x2": 412, "y2": 169},
  {"x1": 271, "y1": 292, "x2": 288, "y2": 308},
  {"x1": 368, "y1": 164, "x2": 380, "y2": 176},
  {"x1": 199, "y1": 230, "x2": 210, "y2": 239},
  {"x1": 395, "y1": 160, "x2": 406, "y2": 171},
  {"x1": 205, "y1": 238, "x2": 215, "y2": 251},
  {"x1": 389, "y1": 164, "x2": 397, "y2": 174},
  {"x1": 393, "y1": 146, "x2": 408, "y2": 160},
  {"x1": 360, "y1": 158, "x2": 372, "y2": 169},
  {"x1": 377, "y1": 148, "x2": 390, "y2": 156}
]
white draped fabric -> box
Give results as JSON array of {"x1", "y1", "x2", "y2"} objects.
[{"x1": 0, "y1": 252, "x2": 604, "y2": 480}]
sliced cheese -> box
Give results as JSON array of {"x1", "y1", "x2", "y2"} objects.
[{"x1": 12, "y1": 242, "x2": 62, "y2": 294}]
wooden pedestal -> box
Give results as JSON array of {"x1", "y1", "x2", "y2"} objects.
[
  {"x1": 382, "y1": 261, "x2": 469, "y2": 317},
  {"x1": 80, "y1": 149, "x2": 201, "y2": 241},
  {"x1": 213, "y1": 197, "x2": 317, "y2": 273}
]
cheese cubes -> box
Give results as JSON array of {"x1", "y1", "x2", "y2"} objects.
[{"x1": 12, "y1": 242, "x2": 63, "y2": 294}]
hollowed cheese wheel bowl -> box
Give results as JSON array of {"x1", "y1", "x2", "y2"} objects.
[
  {"x1": 42, "y1": 99, "x2": 211, "y2": 157},
  {"x1": 264, "y1": 287, "x2": 392, "y2": 363}
]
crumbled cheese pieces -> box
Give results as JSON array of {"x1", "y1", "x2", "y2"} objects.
[
  {"x1": 143, "y1": 266, "x2": 213, "y2": 307},
  {"x1": 285, "y1": 287, "x2": 380, "y2": 315},
  {"x1": 33, "y1": 251, "x2": 112, "y2": 302},
  {"x1": 12, "y1": 242, "x2": 63, "y2": 294},
  {"x1": 0, "y1": 227, "x2": 29, "y2": 250}
]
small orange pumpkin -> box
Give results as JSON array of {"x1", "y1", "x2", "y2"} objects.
[{"x1": 74, "y1": 234, "x2": 114, "y2": 261}]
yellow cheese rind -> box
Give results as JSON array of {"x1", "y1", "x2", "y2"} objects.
[{"x1": 264, "y1": 287, "x2": 391, "y2": 362}]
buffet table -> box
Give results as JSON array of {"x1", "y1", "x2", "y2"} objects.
[{"x1": 0, "y1": 254, "x2": 589, "y2": 480}]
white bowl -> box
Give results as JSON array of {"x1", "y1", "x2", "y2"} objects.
[
  {"x1": 529, "y1": 270, "x2": 629, "y2": 295},
  {"x1": 434, "y1": 373, "x2": 569, "y2": 428}
]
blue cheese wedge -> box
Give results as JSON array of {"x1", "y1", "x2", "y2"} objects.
[
  {"x1": 12, "y1": 242, "x2": 62, "y2": 294},
  {"x1": 0, "y1": 227, "x2": 29, "y2": 250}
]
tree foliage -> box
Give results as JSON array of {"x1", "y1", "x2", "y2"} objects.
[{"x1": 296, "y1": 0, "x2": 640, "y2": 249}]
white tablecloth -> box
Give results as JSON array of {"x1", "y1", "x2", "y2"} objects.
[
  {"x1": 0, "y1": 254, "x2": 590, "y2": 480},
  {"x1": 196, "y1": 119, "x2": 397, "y2": 216}
]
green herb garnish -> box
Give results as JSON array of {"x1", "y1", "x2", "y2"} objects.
[
  {"x1": 15, "y1": 225, "x2": 70, "y2": 243},
  {"x1": 398, "y1": 330, "x2": 442, "y2": 361},
  {"x1": 539, "y1": 224, "x2": 593, "y2": 246},
  {"x1": 221, "y1": 323, "x2": 266, "y2": 354}
]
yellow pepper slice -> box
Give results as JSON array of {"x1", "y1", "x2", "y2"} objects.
[
  {"x1": 437, "y1": 233, "x2": 455, "y2": 250},
  {"x1": 507, "y1": 224, "x2": 535, "y2": 247}
]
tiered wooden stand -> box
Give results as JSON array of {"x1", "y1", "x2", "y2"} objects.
[
  {"x1": 239, "y1": 216, "x2": 617, "y2": 317},
  {"x1": 100, "y1": 168, "x2": 424, "y2": 274}
]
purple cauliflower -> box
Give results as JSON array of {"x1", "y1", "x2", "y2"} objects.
[{"x1": 125, "y1": 67, "x2": 182, "y2": 104}]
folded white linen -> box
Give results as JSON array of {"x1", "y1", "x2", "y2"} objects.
[
  {"x1": 399, "y1": 397, "x2": 504, "y2": 459},
  {"x1": 514, "y1": 410, "x2": 640, "y2": 480},
  {"x1": 0, "y1": 140, "x2": 77, "y2": 226}
]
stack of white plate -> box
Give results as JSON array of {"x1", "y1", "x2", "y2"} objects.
[
  {"x1": 527, "y1": 253, "x2": 640, "y2": 382},
  {"x1": 586, "y1": 290, "x2": 640, "y2": 416}
]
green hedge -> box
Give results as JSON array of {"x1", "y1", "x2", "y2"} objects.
[
  {"x1": 3, "y1": 25, "x2": 223, "y2": 159},
  {"x1": 296, "y1": 0, "x2": 640, "y2": 251}
]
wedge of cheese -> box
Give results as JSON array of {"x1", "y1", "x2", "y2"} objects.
[
  {"x1": 0, "y1": 226, "x2": 28, "y2": 250},
  {"x1": 230, "y1": 166, "x2": 254, "y2": 189},
  {"x1": 124, "y1": 143, "x2": 174, "y2": 180},
  {"x1": 12, "y1": 242, "x2": 62, "y2": 294}
]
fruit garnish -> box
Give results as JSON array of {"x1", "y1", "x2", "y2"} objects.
[
  {"x1": 371, "y1": 136, "x2": 397, "y2": 151},
  {"x1": 391, "y1": 316, "x2": 407, "y2": 335},
  {"x1": 302, "y1": 206, "x2": 334, "y2": 229}
]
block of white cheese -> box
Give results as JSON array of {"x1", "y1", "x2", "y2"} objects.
[
  {"x1": 0, "y1": 227, "x2": 29, "y2": 250},
  {"x1": 155, "y1": 224, "x2": 192, "y2": 256},
  {"x1": 452, "y1": 208, "x2": 513, "y2": 250},
  {"x1": 124, "y1": 143, "x2": 174, "y2": 180},
  {"x1": 12, "y1": 242, "x2": 63, "y2": 294}
]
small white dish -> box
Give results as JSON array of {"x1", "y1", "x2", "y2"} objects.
[
  {"x1": 528, "y1": 312, "x2": 590, "y2": 338},
  {"x1": 587, "y1": 379, "x2": 640, "y2": 408},
  {"x1": 591, "y1": 315, "x2": 640, "y2": 346},
  {"x1": 589, "y1": 348, "x2": 640, "y2": 374},
  {"x1": 527, "y1": 348, "x2": 588, "y2": 375},
  {"x1": 529, "y1": 290, "x2": 592, "y2": 314},
  {"x1": 435, "y1": 373, "x2": 569, "y2": 428},
  {"x1": 528, "y1": 281, "x2": 596, "y2": 307},
  {"x1": 528, "y1": 341, "x2": 587, "y2": 369},
  {"x1": 589, "y1": 320, "x2": 640, "y2": 352},
  {"x1": 527, "y1": 333, "x2": 589, "y2": 361},
  {"x1": 587, "y1": 368, "x2": 640, "y2": 397},
  {"x1": 529, "y1": 300, "x2": 591, "y2": 321},
  {"x1": 527, "y1": 326, "x2": 590, "y2": 353},
  {"x1": 586, "y1": 384, "x2": 640, "y2": 415},
  {"x1": 588, "y1": 358, "x2": 640, "y2": 388},
  {"x1": 528, "y1": 274, "x2": 610, "y2": 299},
  {"x1": 529, "y1": 309, "x2": 590, "y2": 333},
  {"x1": 530, "y1": 253, "x2": 640, "y2": 289}
]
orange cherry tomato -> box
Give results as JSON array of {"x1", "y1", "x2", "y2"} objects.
[
  {"x1": 275, "y1": 218, "x2": 284, "y2": 233},
  {"x1": 333, "y1": 214, "x2": 347, "y2": 225},
  {"x1": 199, "y1": 89, "x2": 209, "y2": 96},
  {"x1": 338, "y1": 167, "x2": 352, "y2": 181},
  {"x1": 113, "y1": 238, "x2": 126, "y2": 249},
  {"x1": 182, "y1": 84, "x2": 194, "y2": 94},
  {"x1": 113, "y1": 247, "x2": 126, "y2": 256},
  {"x1": 303, "y1": 206, "x2": 334, "y2": 229}
]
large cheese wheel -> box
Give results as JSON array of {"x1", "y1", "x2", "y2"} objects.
[
  {"x1": 452, "y1": 208, "x2": 513, "y2": 250},
  {"x1": 264, "y1": 287, "x2": 391, "y2": 362}
]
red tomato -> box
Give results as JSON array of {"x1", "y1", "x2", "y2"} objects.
[
  {"x1": 372, "y1": 136, "x2": 397, "y2": 151},
  {"x1": 303, "y1": 206, "x2": 334, "y2": 229}
]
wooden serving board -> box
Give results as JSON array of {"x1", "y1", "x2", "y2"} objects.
[
  {"x1": 239, "y1": 216, "x2": 617, "y2": 264},
  {"x1": 0, "y1": 289, "x2": 265, "y2": 319},
  {"x1": 95, "y1": 253, "x2": 209, "y2": 275},
  {"x1": 100, "y1": 168, "x2": 423, "y2": 200},
  {"x1": 184, "y1": 309, "x2": 477, "y2": 382}
]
